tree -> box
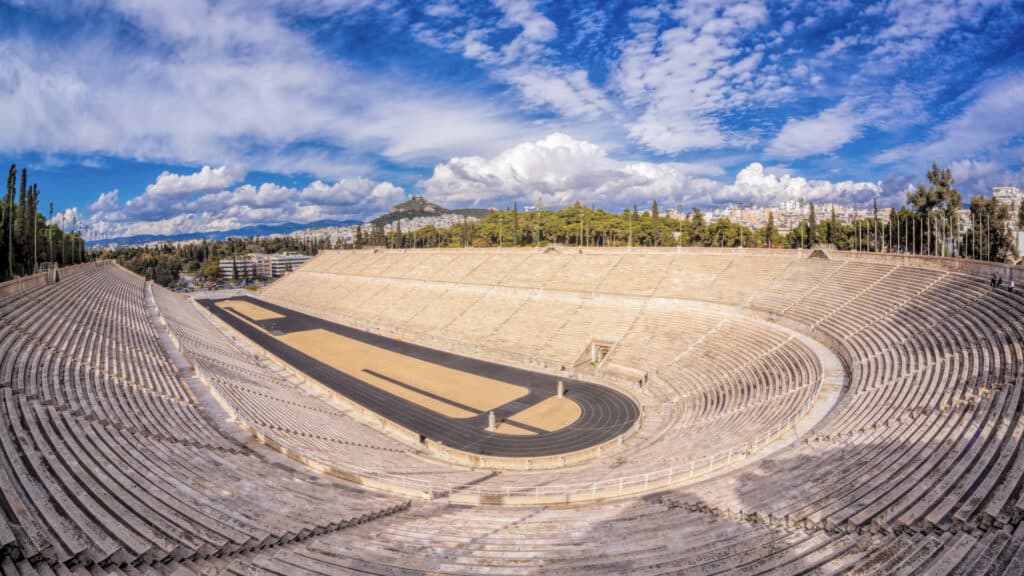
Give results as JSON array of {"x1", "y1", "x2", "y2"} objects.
[
  {"x1": 688, "y1": 208, "x2": 707, "y2": 246},
  {"x1": 512, "y1": 200, "x2": 519, "y2": 244},
  {"x1": 828, "y1": 206, "x2": 838, "y2": 246},
  {"x1": 908, "y1": 162, "x2": 962, "y2": 255},
  {"x1": 5, "y1": 165, "x2": 14, "y2": 278},
  {"x1": 48, "y1": 203, "x2": 54, "y2": 264},
  {"x1": 807, "y1": 203, "x2": 817, "y2": 247},
  {"x1": 534, "y1": 196, "x2": 543, "y2": 246},
  {"x1": 964, "y1": 196, "x2": 1015, "y2": 262},
  {"x1": 765, "y1": 211, "x2": 775, "y2": 247},
  {"x1": 17, "y1": 168, "x2": 26, "y2": 268},
  {"x1": 651, "y1": 199, "x2": 660, "y2": 247}
]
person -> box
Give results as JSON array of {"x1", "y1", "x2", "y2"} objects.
[
  {"x1": 1010, "y1": 279, "x2": 1016, "y2": 294},
  {"x1": 991, "y1": 275, "x2": 998, "y2": 287},
  {"x1": 998, "y1": 277, "x2": 1003, "y2": 288}
]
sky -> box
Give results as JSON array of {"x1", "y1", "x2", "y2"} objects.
[{"x1": 1, "y1": 0, "x2": 1023, "y2": 238}]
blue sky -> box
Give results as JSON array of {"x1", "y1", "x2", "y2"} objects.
[{"x1": 1, "y1": 0, "x2": 1022, "y2": 238}]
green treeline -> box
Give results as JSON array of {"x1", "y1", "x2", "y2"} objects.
[
  {"x1": 1, "y1": 164, "x2": 88, "y2": 282},
  {"x1": 112, "y1": 236, "x2": 330, "y2": 287},
  {"x1": 360, "y1": 163, "x2": 1018, "y2": 263},
  {"x1": 10, "y1": 160, "x2": 1017, "y2": 288}
]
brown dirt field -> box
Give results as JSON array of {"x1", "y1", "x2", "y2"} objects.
[
  {"x1": 217, "y1": 300, "x2": 285, "y2": 321},
  {"x1": 277, "y1": 328, "x2": 529, "y2": 419},
  {"x1": 508, "y1": 396, "x2": 582, "y2": 432}
]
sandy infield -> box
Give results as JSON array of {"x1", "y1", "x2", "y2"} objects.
[{"x1": 217, "y1": 299, "x2": 584, "y2": 431}]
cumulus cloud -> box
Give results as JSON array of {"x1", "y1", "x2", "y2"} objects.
[
  {"x1": 420, "y1": 132, "x2": 882, "y2": 209},
  {"x1": 89, "y1": 189, "x2": 121, "y2": 214},
  {"x1": 727, "y1": 163, "x2": 881, "y2": 206},
  {"x1": 300, "y1": 178, "x2": 405, "y2": 209},
  {"x1": 80, "y1": 166, "x2": 405, "y2": 239},
  {"x1": 49, "y1": 207, "x2": 83, "y2": 228},
  {"x1": 124, "y1": 165, "x2": 247, "y2": 219},
  {"x1": 145, "y1": 165, "x2": 247, "y2": 199}
]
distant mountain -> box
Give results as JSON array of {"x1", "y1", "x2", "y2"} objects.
[
  {"x1": 86, "y1": 219, "x2": 360, "y2": 247},
  {"x1": 370, "y1": 195, "x2": 492, "y2": 226},
  {"x1": 88, "y1": 196, "x2": 492, "y2": 247}
]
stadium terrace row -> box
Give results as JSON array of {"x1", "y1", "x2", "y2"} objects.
[
  {"x1": 249, "y1": 248, "x2": 1024, "y2": 571},
  {"x1": 0, "y1": 263, "x2": 406, "y2": 573},
  {"x1": 1, "y1": 247, "x2": 1023, "y2": 573}
]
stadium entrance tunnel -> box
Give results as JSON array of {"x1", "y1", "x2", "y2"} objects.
[{"x1": 199, "y1": 296, "x2": 640, "y2": 461}]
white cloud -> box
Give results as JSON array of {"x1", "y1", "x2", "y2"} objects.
[
  {"x1": 145, "y1": 165, "x2": 246, "y2": 199},
  {"x1": 865, "y1": 0, "x2": 1005, "y2": 72},
  {"x1": 496, "y1": 66, "x2": 612, "y2": 118},
  {"x1": 412, "y1": 0, "x2": 612, "y2": 120},
  {"x1": 767, "y1": 105, "x2": 863, "y2": 159},
  {"x1": 727, "y1": 162, "x2": 881, "y2": 206},
  {"x1": 124, "y1": 165, "x2": 247, "y2": 219},
  {"x1": 89, "y1": 189, "x2": 120, "y2": 214},
  {"x1": 767, "y1": 82, "x2": 928, "y2": 160},
  {"x1": 49, "y1": 207, "x2": 83, "y2": 229},
  {"x1": 494, "y1": 0, "x2": 558, "y2": 63},
  {"x1": 615, "y1": 1, "x2": 775, "y2": 153},
  {"x1": 947, "y1": 159, "x2": 1024, "y2": 197},
  {"x1": 79, "y1": 167, "x2": 405, "y2": 238},
  {"x1": 0, "y1": 1, "x2": 534, "y2": 177},
  {"x1": 420, "y1": 132, "x2": 881, "y2": 209},
  {"x1": 300, "y1": 178, "x2": 405, "y2": 209},
  {"x1": 423, "y1": 1, "x2": 461, "y2": 17},
  {"x1": 875, "y1": 71, "x2": 1024, "y2": 167}
]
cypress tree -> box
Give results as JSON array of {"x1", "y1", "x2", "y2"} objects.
[
  {"x1": 651, "y1": 199, "x2": 660, "y2": 247},
  {"x1": 31, "y1": 184, "x2": 38, "y2": 272},
  {"x1": 807, "y1": 203, "x2": 817, "y2": 247},
  {"x1": 829, "y1": 206, "x2": 838, "y2": 246},
  {"x1": 6, "y1": 165, "x2": 14, "y2": 279},
  {"x1": 512, "y1": 200, "x2": 519, "y2": 245},
  {"x1": 46, "y1": 203, "x2": 53, "y2": 265}
]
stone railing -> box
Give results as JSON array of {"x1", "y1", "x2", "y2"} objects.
[
  {"x1": 192, "y1": 290, "x2": 827, "y2": 504},
  {"x1": 0, "y1": 261, "x2": 99, "y2": 301},
  {"x1": 445, "y1": 377, "x2": 824, "y2": 505},
  {"x1": 0, "y1": 272, "x2": 47, "y2": 300}
]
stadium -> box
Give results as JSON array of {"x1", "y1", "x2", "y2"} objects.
[{"x1": 2, "y1": 245, "x2": 1024, "y2": 574}]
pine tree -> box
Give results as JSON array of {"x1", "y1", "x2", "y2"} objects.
[{"x1": 766, "y1": 211, "x2": 775, "y2": 247}]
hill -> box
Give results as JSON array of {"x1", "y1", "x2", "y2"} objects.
[
  {"x1": 86, "y1": 219, "x2": 361, "y2": 247},
  {"x1": 370, "y1": 195, "x2": 491, "y2": 226}
]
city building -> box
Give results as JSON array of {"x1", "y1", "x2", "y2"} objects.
[{"x1": 219, "y1": 253, "x2": 311, "y2": 280}]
